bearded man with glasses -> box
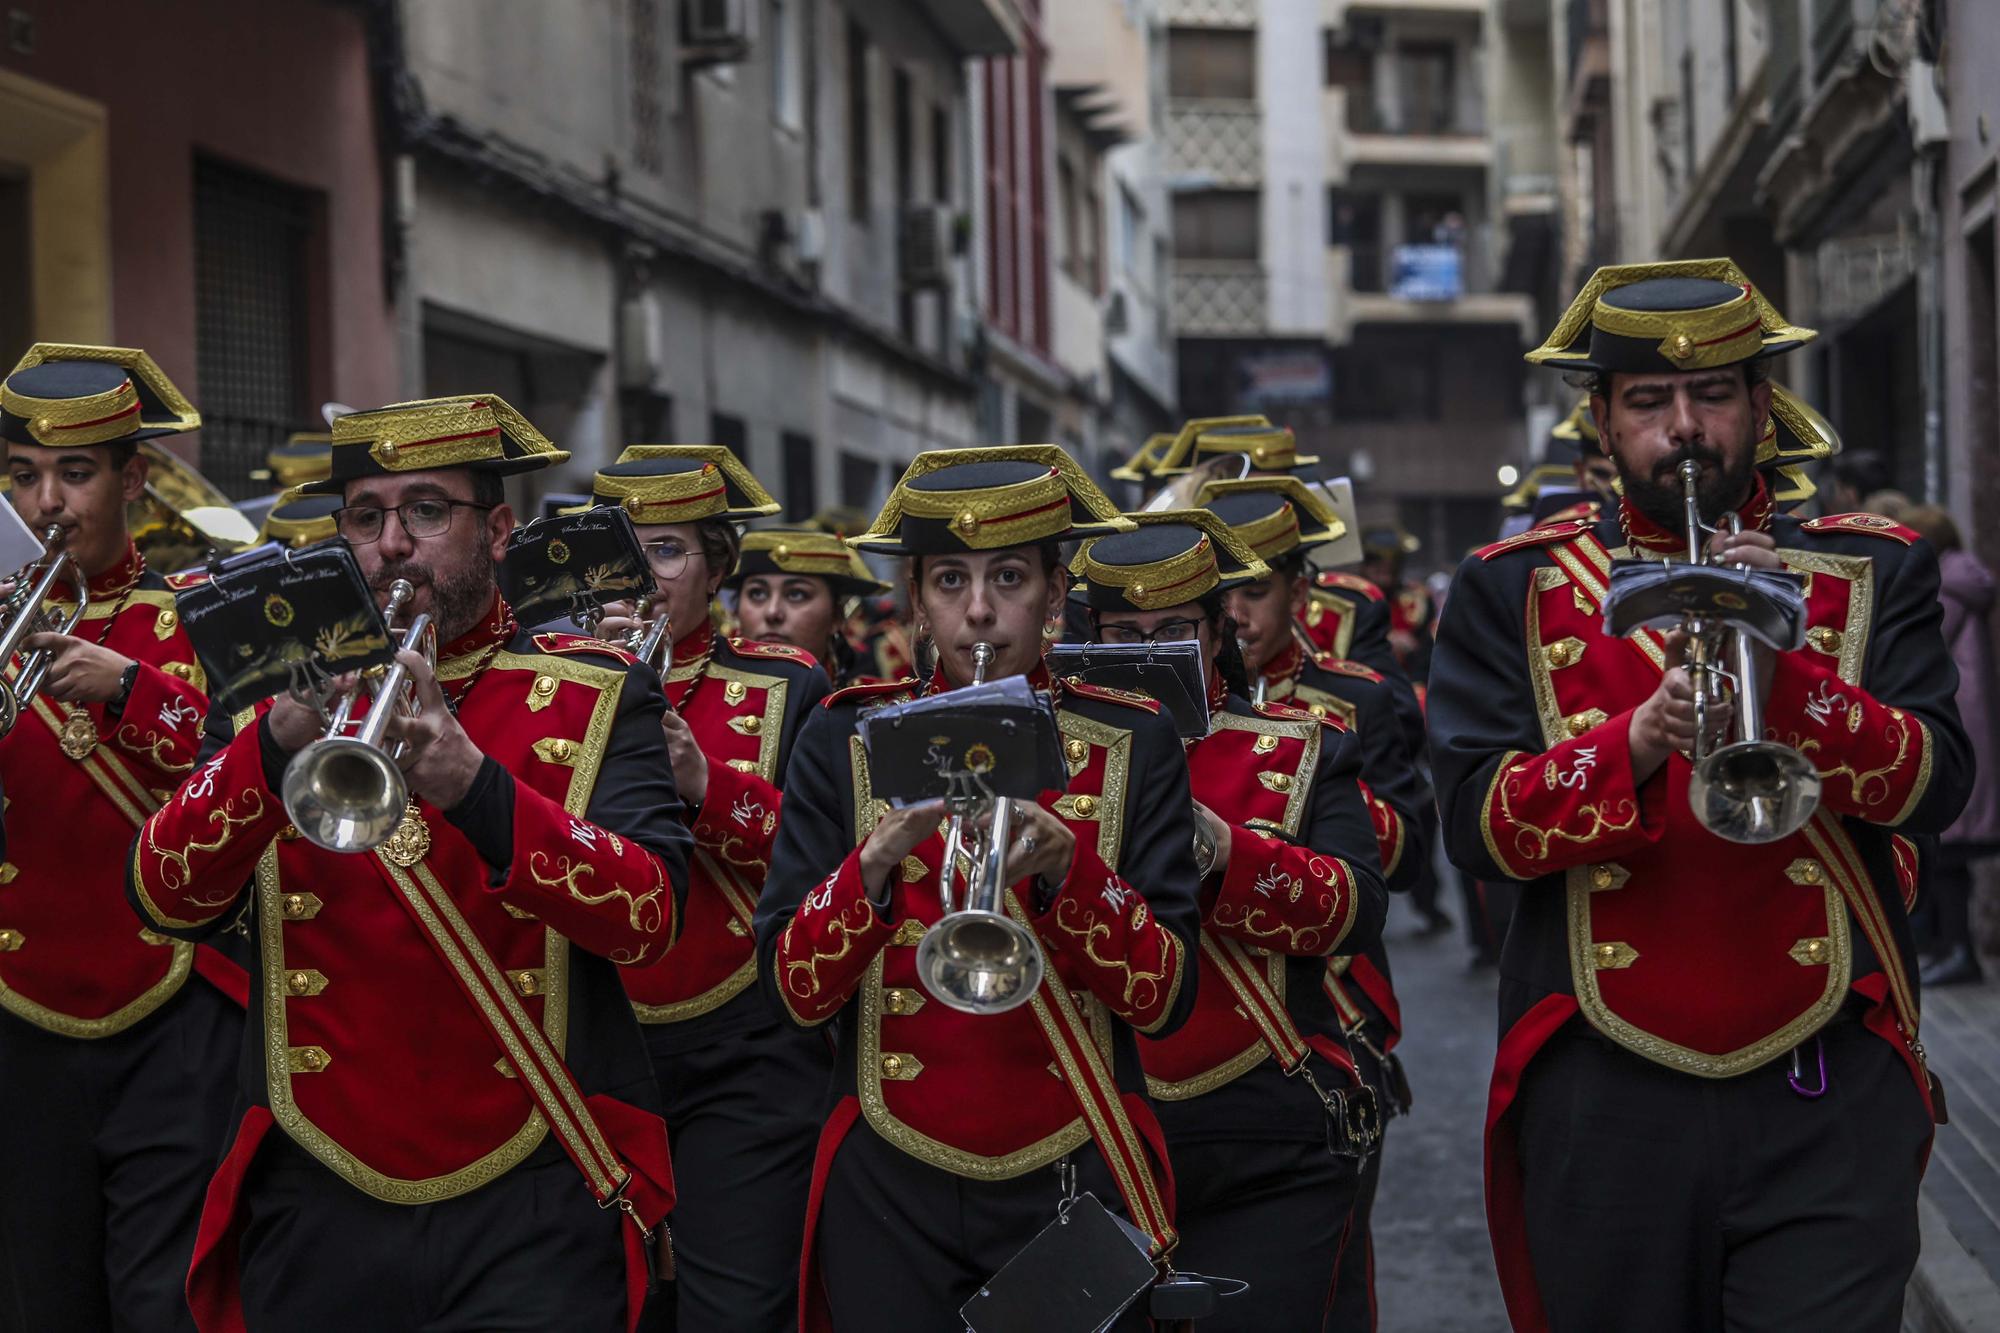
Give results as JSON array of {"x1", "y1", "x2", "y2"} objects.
[{"x1": 581, "y1": 446, "x2": 835, "y2": 1333}]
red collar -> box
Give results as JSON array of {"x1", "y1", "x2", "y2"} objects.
[
  {"x1": 436, "y1": 592, "x2": 516, "y2": 667},
  {"x1": 1206, "y1": 661, "x2": 1230, "y2": 715},
  {"x1": 87, "y1": 541, "x2": 145, "y2": 598},
  {"x1": 1619, "y1": 470, "x2": 1774, "y2": 554},
  {"x1": 1258, "y1": 638, "x2": 1303, "y2": 689},
  {"x1": 672, "y1": 618, "x2": 716, "y2": 667}
]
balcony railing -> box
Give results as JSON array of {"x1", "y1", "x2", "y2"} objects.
[
  {"x1": 1172, "y1": 261, "x2": 1267, "y2": 336},
  {"x1": 1346, "y1": 97, "x2": 1484, "y2": 137},
  {"x1": 1166, "y1": 99, "x2": 1263, "y2": 188}
]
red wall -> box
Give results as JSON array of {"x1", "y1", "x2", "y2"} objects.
[{"x1": 0, "y1": 0, "x2": 401, "y2": 449}]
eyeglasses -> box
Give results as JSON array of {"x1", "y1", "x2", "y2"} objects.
[
  {"x1": 1096, "y1": 618, "x2": 1202, "y2": 646},
  {"x1": 642, "y1": 541, "x2": 700, "y2": 581},
  {"x1": 334, "y1": 499, "x2": 493, "y2": 545}
]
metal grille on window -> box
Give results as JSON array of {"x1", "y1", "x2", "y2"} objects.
[{"x1": 193, "y1": 159, "x2": 311, "y2": 499}]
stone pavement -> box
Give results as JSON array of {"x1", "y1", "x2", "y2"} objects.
[
  {"x1": 1906, "y1": 970, "x2": 2000, "y2": 1332},
  {"x1": 1368, "y1": 896, "x2": 1508, "y2": 1332}
]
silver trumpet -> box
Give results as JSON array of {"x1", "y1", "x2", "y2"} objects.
[
  {"x1": 623, "y1": 609, "x2": 673, "y2": 675},
  {"x1": 1673, "y1": 459, "x2": 1821, "y2": 844},
  {"x1": 0, "y1": 525, "x2": 88, "y2": 736},
  {"x1": 282, "y1": 579, "x2": 432, "y2": 853},
  {"x1": 914, "y1": 641, "x2": 1047, "y2": 1015}
]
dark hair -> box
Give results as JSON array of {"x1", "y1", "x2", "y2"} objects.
[
  {"x1": 1901, "y1": 504, "x2": 1962, "y2": 552},
  {"x1": 1269, "y1": 552, "x2": 1307, "y2": 583},
  {"x1": 697, "y1": 518, "x2": 743, "y2": 579},
  {"x1": 470, "y1": 470, "x2": 506, "y2": 509},
  {"x1": 1208, "y1": 604, "x2": 1252, "y2": 699},
  {"x1": 1832, "y1": 450, "x2": 1892, "y2": 500},
  {"x1": 107, "y1": 441, "x2": 139, "y2": 468}
]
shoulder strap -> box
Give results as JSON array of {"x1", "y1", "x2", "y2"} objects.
[{"x1": 1004, "y1": 891, "x2": 1178, "y2": 1259}]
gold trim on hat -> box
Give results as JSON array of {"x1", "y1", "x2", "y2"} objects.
[
  {"x1": 612, "y1": 445, "x2": 780, "y2": 519},
  {"x1": 1151, "y1": 415, "x2": 1275, "y2": 477},
  {"x1": 1525, "y1": 258, "x2": 1816, "y2": 368},
  {"x1": 1765, "y1": 386, "x2": 1839, "y2": 465},
  {"x1": 268, "y1": 434, "x2": 333, "y2": 487},
  {"x1": 1550, "y1": 396, "x2": 1599, "y2": 443},
  {"x1": 8, "y1": 343, "x2": 201, "y2": 435},
  {"x1": 738, "y1": 529, "x2": 885, "y2": 587},
  {"x1": 1196, "y1": 476, "x2": 1346, "y2": 561},
  {"x1": 854, "y1": 445, "x2": 1133, "y2": 550},
  {"x1": 593, "y1": 462, "x2": 733, "y2": 524},
  {"x1": 1193, "y1": 426, "x2": 1319, "y2": 472},
  {"x1": 1109, "y1": 432, "x2": 1177, "y2": 483},
  {"x1": 333, "y1": 395, "x2": 569, "y2": 473},
  {"x1": 1073, "y1": 510, "x2": 1272, "y2": 609},
  {"x1": 261, "y1": 511, "x2": 339, "y2": 548},
  {"x1": 2, "y1": 377, "x2": 142, "y2": 446}
]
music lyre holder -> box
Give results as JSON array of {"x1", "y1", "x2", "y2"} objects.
[{"x1": 1045, "y1": 640, "x2": 1210, "y2": 739}]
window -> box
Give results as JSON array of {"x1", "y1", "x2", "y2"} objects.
[
  {"x1": 193, "y1": 158, "x2": 316, "y2": 498},
  {"x1": 1084, "y1": 179, "x2": 1103, "y2": 294},
  {"x1": 781, "y1": 431, "x2": 817, "y2": 520},
  {"x1": 1168, "y1": 28, "x2": 1255, "y2": 99},
  {"x1": 839, "y1": 451, "x2": 879, "y2": 508},
  {"x1": 932, "y1": 105, "x2": 951, "y2": 202},
  {"x1": 1059, "y1": 158, "x2": 1081, "y2": 283},
  {"x1": 1119, "y1": 185, "x2": 1143, "y2": 283},
  {"x1": 771, "y1": 0, "x2": 803, "y2": 129},
  {"x1": 620, "y1": 388, "x2": 674, "y2": 441},
  {"x1": 710, "y1": 411, "x2": 748, "y2": 465},
  {"x1": 0, "y1": 170, "x2": 27, "y2": 367},
  {"x1": 847, "y1": 19, "x2": 871, "y2": 221},
  {"x1": 1396, "y1": 41, "x2": 1456, "y2": 133},
  {"x1": 1171, "y1": 191, "x2": 1259, "y2": 262}
]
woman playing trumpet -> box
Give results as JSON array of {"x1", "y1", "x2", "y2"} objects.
[{"x1": 581, "y1": 445, "x2": 836, "y2": 1333}]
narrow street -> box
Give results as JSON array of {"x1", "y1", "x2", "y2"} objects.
[{"x1": 1370, "y1": 890, "x2": 1507, "y2": 1332}]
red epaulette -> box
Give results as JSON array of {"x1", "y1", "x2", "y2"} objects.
[
  {"x1": 728, "y1": 636, "x2": 819, "y2": 665},
  {"x1": 1253, "y1": 699, "x2": 1334, "y2": 728},
  {"x1": 1533, "y1": 500, "x2": 1601, "y2": 529},
  {"x1": 1318, "y1": 656, "x2": 1385, "y2": 683},
  {"x1": 824, "y1": 677, "x2": 918, "y2": 708},
  {"x1": 532, "y1": 631, "x2": 639, "y2": 665},
  {"x1": 1312, "y1": 570, "x2": 1385, "y2": 602},
  {"x1": 1475, "y1": 518, "x2": 1593, "y2": 562},
  {"x1": 162, "y1": 568, "x2": 210, "y2": 590},
  {"x1": 1800, "y1": 512, "x2": 1919, "y2": 545},
  {"x1": 1062, "y1": 680, "x2": 1162, "y2": 713}
]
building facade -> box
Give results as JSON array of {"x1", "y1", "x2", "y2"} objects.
[
  {"x1": 1166, "y1": 0, "x2": 1537, "y2": 568},
  {"x1": 0, "y1": 0, "x2": 401, "y2": 496}
]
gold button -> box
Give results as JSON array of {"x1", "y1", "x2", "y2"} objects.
[
  {"x1": 1308, "y1": 704, "x2": 1327, "y2": 718},
  {"x1": 301, "y1": 1049, "x2": 325, "y2": 1071},
  {"x1": 285, "y1": 894, "x2": 306, "y2": 916},
  {"x1": 1596, "y1": 944, "x2": 1617, "y2": 963},
  {"x1": 954, "y1": 511, "x2": 980, "y2": 533},
  {"x1": 549, "y1": 739, "x2": 572, "y2": 761},
  {"x1": 1130, "y1": 583, "x2": 1147, "y2": 600},
  {"x1": 1253, "y1": 733, "x2": 1278, "y2": 753},
  {"x1": 532, "y1": 676, "x2": 557, "y2": 697},
  {"x1": 724, "y1": 681, "x2": 748, "y2": 705},
  {"x1": 1271, "y1": 773, "x2": 1292, "y2": 792},
  {"x1": 519, "y1": 971, "x2": 535, "y2": 991},
  {"x1": 1672, "y1": 333, "x2": 1694, "y2": 360},
  {"x1": 774, "y1": 544, "x2": 791, "y2": 561},
  {"x1": 288, "y1": 971, "x2": 313, "y2": 995},
  {"x1": 885, "y1": 989, "x2": 907, "y2": 1015},
  {"x1": 1591, "y1": 865, "x2": 1614, "y2": 890},
  {"x1": 624, "y1": 495, "x2": 643, "y2": 516},
  {"x1": 1065, "y1": 738, "x2": 1088, "y2": 764},
  {"x1": 157, "y1": 609, "x2": 178, "y2": 632},
  {"x1": 881, "y1": 1054, "x2": 903, "y2": 1078},
  {"x1": 379, "y1": 441, "x2": 399, "y2": 460},
  {"x1": 1072, "y1": 795, "x2": 1098, "y2": 818},
  {"x1": 740, "y1": 715, "x2": 762, "y2": 735},
  {"x1": 0, "y1": 928, "x2": 22, "y2": 952},
  {"x1": 1806, "y1": 940, "x2": 1826, "y2": 961}
]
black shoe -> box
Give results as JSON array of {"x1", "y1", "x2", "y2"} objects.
[{"x1": 1920, "y1": 946, "x2": 1986, "y2": 988}]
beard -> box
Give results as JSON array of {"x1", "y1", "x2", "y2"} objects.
[
  {"x1": 373, "y1": 552, "x2": 497, "y2": 644},
  {"x1": 1617, "y1": 439, "x2": 1756, "y2": 534}
]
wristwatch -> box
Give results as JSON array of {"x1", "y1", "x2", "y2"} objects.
[{"x1": 112, "y1": 661, "x2": 139, "y2": 711}]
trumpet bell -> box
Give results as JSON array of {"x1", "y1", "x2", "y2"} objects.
[
  {"x1": 282, "y1": 735, "x2": 412, "y2": 853},
  {"x1": 1688, "y1": 741, "x2": 1823, "y2": 845},
  {"x1": 915, "y1": 911, "x2": 1045, "y2": 1015}
]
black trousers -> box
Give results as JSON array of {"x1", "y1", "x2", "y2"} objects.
[
  {"x1": 1323, "y1": 1136, "x2": 1382, "y2": 1333},
  {"x1": 239, "y1": 1132, "x2": 627, "y2": 1331},
  {"x1": 1515, "y1": 1020, "x2": 1931, "y2": 1333},
  {"x1": 1170, "y1": 1135, "x2": 1357, "y2": 1331},
  {"x1": 639, "y1": 994, "x2": 832, "y2": 1333},
  {"x1": 817, "y1": 1119, "x2": 1152, "y2": 1333},
  {"x1": 0, "y1": 979, "x2": 240, "y2": 1333}
]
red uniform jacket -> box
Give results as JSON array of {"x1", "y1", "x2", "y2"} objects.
[
  {"x1": 0, "y1": 542, "x2": 229, "y2": 1037},
  {"x1": 620, "y1": 623, "x2": 828, "y2": 1022}
]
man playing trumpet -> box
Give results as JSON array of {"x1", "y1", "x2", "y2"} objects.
[
  {"x1": 125, "y1": 396, "x2": 692, "y2": 1332},
  {"x1": 1427, "y1": 261, "x2": 1971, "y2": 1332},
  {"x1": 0, "y1": 345, "x2": 234, "y2": 1332},
  {"x1": 755, "y1": 446, "x2": 1201, "y2": 1330},
  {"x1": 582, "y1": 446, "x2": 835, "y2": 1333}
]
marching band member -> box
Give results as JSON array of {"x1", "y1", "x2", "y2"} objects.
[
  {"x1": 580, "y1": 446, "x2": 834, "y2": 1332},
  {"x1": 0, "y1": 345, "x2": 236, "y2": 1332},
  {"x1": 1428, "y1": 261, "x2": 1969, "y2": 1331},
  {"x1": 727, "y1": 527, "x2": 893, "y2": 690},
  {"x1": 1072, "y1": 509, "x2": 1388, "y2": 1329},
  {"x1": 1201, "y1": 473, "x2": 1428, "y2": 1329},
  {"x1": 125, "y1": 396, "x2": 691, "y2": 1331},
  {"x1": 755, "y1": 446, "x2": 1199, "y2": 1330}
]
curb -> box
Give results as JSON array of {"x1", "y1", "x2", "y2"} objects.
[{"x1": 1907, "y1": 1193, "x2": 2000, "y2": 1333}]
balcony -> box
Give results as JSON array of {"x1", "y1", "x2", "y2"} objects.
[
  {"x1": 1049, "y1": 0, "x2": 1150, "y2": 143},
  {"x1": 1167, "y1": 99, "x2": 1263, "y2": 188},
  {"x1": 1328, "y1": 0, "x2": 1486, "y2": 21},
  {"x1": 1161, "y1": 0, "x2": 1255, "y2": 26},
  {"x1": 1564, "y1": 0, "x2": 1610, "y2": 137},
  {"x1": 1173, "y1": 261, "x2": 1268, "y2": 337},
  {"x1": 928, "y1": 0, "x2": 1023, "y2": 56},
  {"x1": 1328, "y1": 242, "x2": 1535, "y2": 344},
  {"x1": 1323, "y1": 91, "x2": 1492, "y2": 179}
]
